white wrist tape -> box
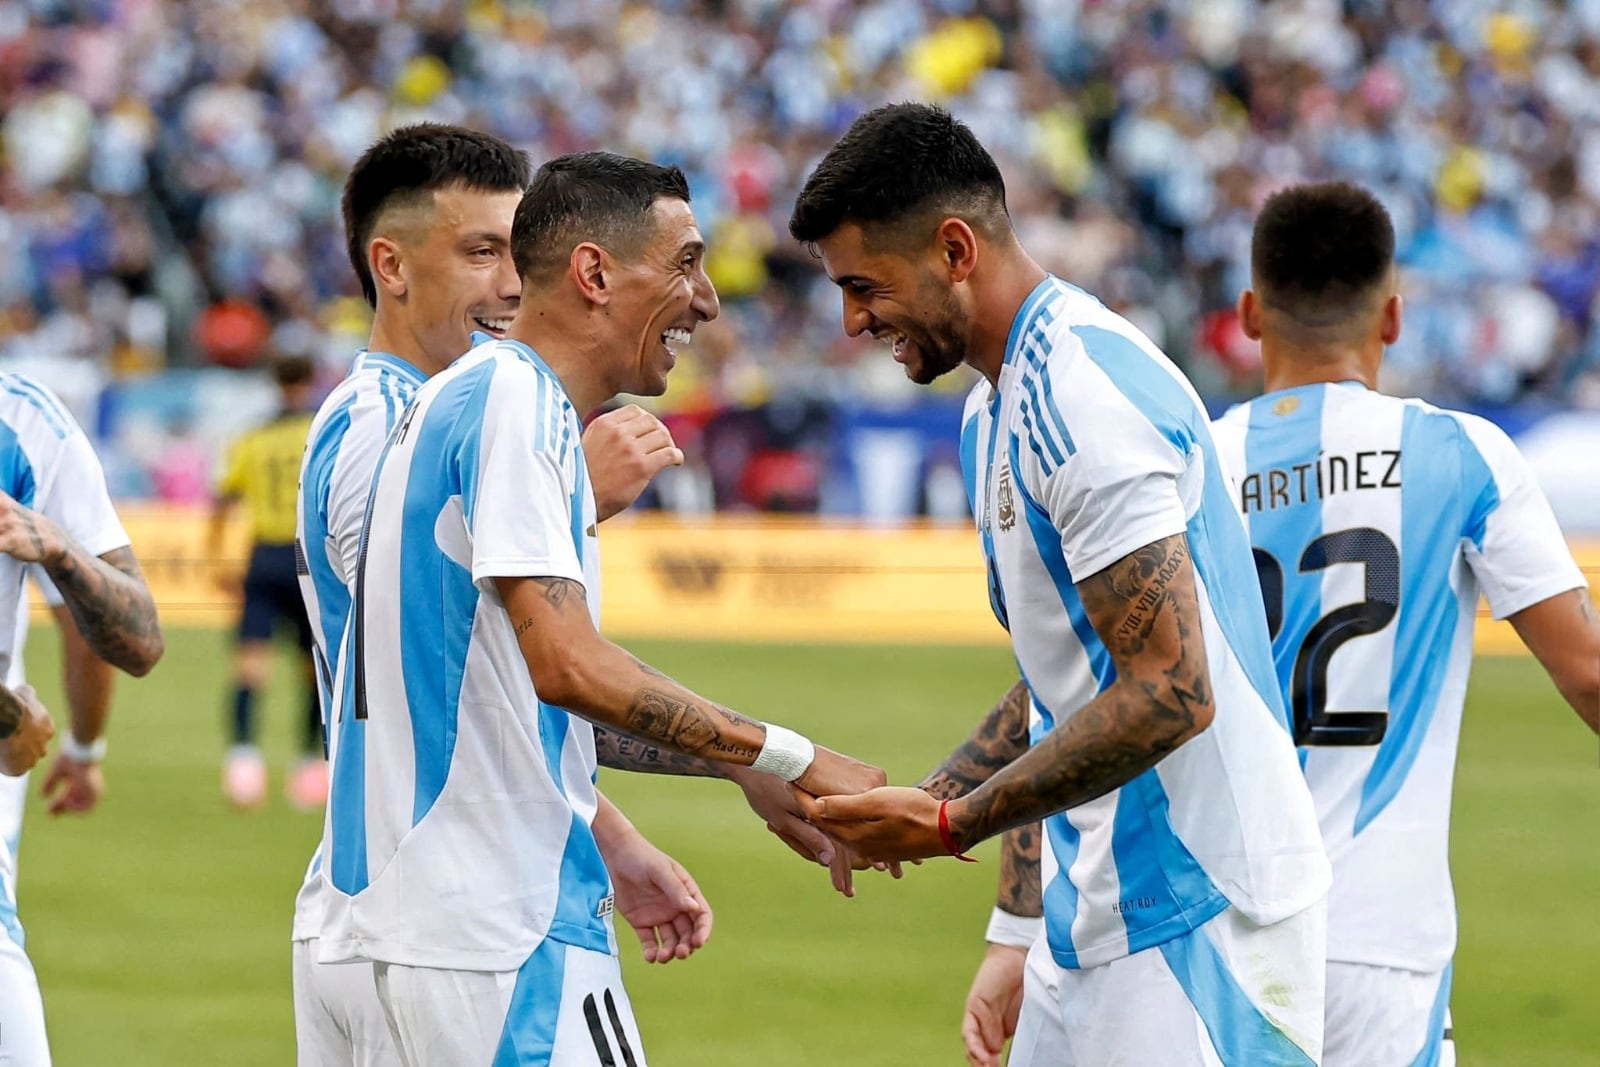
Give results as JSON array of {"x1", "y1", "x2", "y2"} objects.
[
  {"x1": 749, "y1": 723, "x2": 815, "y2": 782},
  {"x1": 985, "y1": 907, "x2": 1043, "y2": 949},
  {"x1": 60, "y1": 733, "x2": 107, "y2": 764}
]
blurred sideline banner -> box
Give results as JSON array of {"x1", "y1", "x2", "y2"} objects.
[{"x1": 68, "y1": 505, "x2": 1600, "y2": 656}]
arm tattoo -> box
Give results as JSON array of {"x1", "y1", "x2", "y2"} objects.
[
  {"x1": 951, "y1": 534, "x2": 1213, "y2": 845},
  {"x1": 44, "y1": 546, "x2": 163, "y2": 677},
  {"x1": 531, "y1": 576, "x2": 586, "y2": 610},
  {"x1": 624, "y1": 690, "x2": 763, "y2": 761},
  {"x1": 0, "y1": 685, "x2": 22, "y2": 740},
  {"x1": 593, "y1": 725, "x2": 731, "y2": 778},
  {"x1": 919, "y1": 679, "x2": 1032, "y2": 800},
  {"x1": 998, "y1": 824, "x2": 1043, "y2": 918}
]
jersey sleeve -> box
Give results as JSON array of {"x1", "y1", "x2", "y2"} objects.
[
  {"x1": 465, "y1": 362, "x2": 583, "y2": 590},
  {"x1": 30, "y1": 406, "x2": 131, "y2": 560},
  {"x1": 1021, "y1": 346, "x2": 1190, "y2": 580},
  {"x1": 1457, "y1": 413, "x2": 1586, "y2": 619},
  {"x1": 326, "y1": 413, "x2": 384, "y2": 585}
]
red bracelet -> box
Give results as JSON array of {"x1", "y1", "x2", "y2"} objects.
[{"x1": 939, "y1": 800, "x2": 978, "y2": 863}]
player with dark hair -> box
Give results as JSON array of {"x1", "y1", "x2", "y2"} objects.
[
  {"x1": 791, "y1": 103, "x2": 1329, "y2": 1066},
  {"x1": 211, "y1": 354, "x2": 322, "y2": 810},
  {"x1": 1207, "y1": 180, "x2": 1599, "y2": 1065},
  {"x1": 319, "y1": 149, "x2": 883, "y2": 1063}
]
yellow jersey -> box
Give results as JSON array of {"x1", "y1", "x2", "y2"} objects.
[{"x1": 218, "y1": 411, "x2": 314, "y2": 545}]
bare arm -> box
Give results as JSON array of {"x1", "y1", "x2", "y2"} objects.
[
  {"x1": 998, "y1": 824, "x2": 1042, "y2": 918},
  {"x1": 946, "y1": 533, "x2": 1214, "y2": 847},
  {"x1": 1508, "y1": 588, "x2": 1600, "y2": 733},
  {"x1": 0, "y1": 493, "x2": 162, "y2": 676},
  {"x1": 495, "y1": 575, "x2": 882, "y2": 797},
  {"x1": 40, "y1": 546, "x2": 163, "y2": 677},
  {"x1": 919, "y1": 678, "x2": 1032, "y2": 800},
  {"x1": 51, "y1": 602, "x2": 113, "y2": 745}
]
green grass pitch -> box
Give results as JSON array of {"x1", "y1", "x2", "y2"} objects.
[{"x1": 12, "y1": 630, "x2": 1598, "y2": 1065}]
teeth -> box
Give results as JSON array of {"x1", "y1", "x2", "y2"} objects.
[
  {"x1": 662, "y1": 328, "x2": 692, "y2": 345},
  {"x1": 475, "y1": 317, "x2": 511, "y2": 332}
]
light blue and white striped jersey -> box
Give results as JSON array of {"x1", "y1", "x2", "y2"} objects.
[
  {"x1": 318, "y1": 340, "x2": 611, "y2": 972},
  {"x1": 962, "y1": 278, "x2": 1328, "y2": 970},
  {"x1": 291, "y1": 350, "x2": 427, "y2": 943},
  {"x1": 1212, "y1": 382, "x2": 1585, "y2": 971},
  {"x1": 0, "y1": 373, "x2": 129, "y2": 952}
]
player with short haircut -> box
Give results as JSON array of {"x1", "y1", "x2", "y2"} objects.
[
  {"x1": 314, "y1": 145, "x2": 879, "y2": 1064},
  {"x1": 790, "y1": 104, "x2": 1330, "y2": 1066},
  {"x1": 211, "y1": 355, "x2": 323, "y2": 809},
  {"x1": 0, "y1": 373, "x2": 164, "y2": 1064},
  {"x1": 1208, "y1": 181, "x2": 1600, "y2": 1066}
]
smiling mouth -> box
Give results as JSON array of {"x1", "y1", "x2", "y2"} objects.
[
  {"x1": 662, "y1": 327, "x2": 692, "y2": 355},
  {"x1": 878, "y1": 331, "x2": 911, "y2": 362},
  {"x1": 473, "y1": 316, "x2": 512, "y2": 336}
]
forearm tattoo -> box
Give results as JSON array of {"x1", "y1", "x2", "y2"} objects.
[
  {"x1": 998, "y1": 824, "x2": 1043, "y2": 918},
  {"x1": 593, "y1": 725, "x2": 730, "y2": 778},
  {"x1": 919, "y1": 679, "x2": 1032, "y2": 800},
  {"x1": 952, "y1": 534, "x2": 1213, "y2": 845},
  {"x1": 625, "y1": 689, "x2": 762, "y2": 761},
  {"x1": 45, "y1": 546, "x2": 163, "y2": 676}
]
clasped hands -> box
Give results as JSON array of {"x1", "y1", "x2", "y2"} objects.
[{"x1": 737, "y1": 745, "x2": 967, "y2": 896}]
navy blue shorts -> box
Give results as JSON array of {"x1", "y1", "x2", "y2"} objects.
[{"x1": 238, "y1": 543, "x2": 312, "y2": 650}]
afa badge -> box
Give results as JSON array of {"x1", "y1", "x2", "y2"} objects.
[{"x1": 996, "y1": 463, "x2": 1016, "y2": 532}]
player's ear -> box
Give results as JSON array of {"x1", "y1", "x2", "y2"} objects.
[
  {"x1": 570, "y1": 243, "x2": 610, "y2": 306},
  {"x1": 1379, "y1": 293, "x2": 1402, "y2": 345},
  {"x1": 937, "y1": 217, "x2": 979, "y2": 284},
  {"x1": 1237, "y1": 289, "x2": 1263, "y2": 340},
  {"x1": 370, "y1": 237, "x2": 407, "y2": 299}
]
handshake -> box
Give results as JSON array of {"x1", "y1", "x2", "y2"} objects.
[{"x1": 734, "y1": 743, "x2": 968, "y2": 896}]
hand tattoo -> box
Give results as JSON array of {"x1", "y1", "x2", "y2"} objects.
[{"x1": 952, "y1": 533, "x2": 1213, "y2": 846}]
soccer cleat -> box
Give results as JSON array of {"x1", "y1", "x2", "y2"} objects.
[
  {"x1": 223, "y1": 746, "x2": 268, "y2": 810},
  {"x1": 287, "y1": 757, "x2": 330, "y2": 812}
]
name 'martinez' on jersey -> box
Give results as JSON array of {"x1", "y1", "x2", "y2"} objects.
[{"x1": 1211, "y1": 381, "x2": 1585, "y2": 973}]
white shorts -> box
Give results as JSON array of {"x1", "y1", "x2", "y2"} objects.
[
  {"x1": 373, "y1": 939, "x2": 645, "y2": 1067},
  {"x1": 1325, "y1": 961, "x2": 1453, "y2": 1067},
  {"x1": 0, "y1": 923, "x2": 50, "y2": 1066},
  {"x1": 1010, "y1": 901, "x2": 1326, "y2": 1066},
  {"x1": 292, "y1": 938, "x2": 401, "y2": 1067}
]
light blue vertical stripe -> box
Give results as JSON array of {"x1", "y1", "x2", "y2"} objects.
[
  {"x1": 958, "y1": 410, "x2": 980, "y2": 516},
  {"x1": 1109, "y1": 772, "x2": 1227, "y2": 955},
  {"x1": 1241, "y1": 385, "x2": 1328, "y2": 722},
  {"x1": 492, "y1": 936, "x2": 568, "y2": 1065},
  {"x1": 1358, "y1": 409, "x2": 1474, "y2": 832},
  {"x1": 1158, "y1": 924, "x2": 1318, "y2": 1065},
  {"x1": 1035, "y1": 353, "x2": 1078, "y2": 457},
  {"x1": 1041, "y1": 815, "x2": 1082, "y2": 965},
  {"x1": 0, "y1": 421, "x2": 38, "y2": 507},
  {"x1": 329, "y1": 625, "x2": 368, "y2": 893},
  {"x1": 1020, "y1": 373, "x2": 1067, "y2": 471},
  {"x1": 398, "y1": 363, "x2": 495, "y2": 827},
  {"x1": 302, "y1": 391, "x2": 359, "y2": 693},
  {"x1": 1410, "y1": 963, "x2": 1453, "y2": 1067},
  {"x1": 1071, "y1": 325, "x2": 1285, "y2": 728},
  {"x1": 1002, "y1": 278, "x2": 1059, "y2": 369}
]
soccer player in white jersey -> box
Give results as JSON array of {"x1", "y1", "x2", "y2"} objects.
[
  {"x1": 789, "y1": 104, "x2": 1330, "y2": 1066},
  {"x1": 0, "y1": 373, "x2": 164, "y2": 1065},
  {"x1": 316, "y1": 148, "x2": 883, "y2": 1063},
  {"x1": 1207, "y1": 181, "x2": 1600, "y2": 1066},
  {"x1": 294, "y1": 125, "x2": 852, "y2": 1066}
]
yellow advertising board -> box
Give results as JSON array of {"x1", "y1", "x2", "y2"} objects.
[{"x1": 74, "y1": 506, "x2": 1600, "y2": 656}]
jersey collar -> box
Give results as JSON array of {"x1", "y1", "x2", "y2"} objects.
[{"x1": 353, "y1": 350, "x2": 427, "y2": 388}]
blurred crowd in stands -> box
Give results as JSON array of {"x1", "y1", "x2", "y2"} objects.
[{"x1": 3, "y1": 0, "x2": 1600, "y2": 510}]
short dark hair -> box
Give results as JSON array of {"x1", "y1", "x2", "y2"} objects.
[
  {"x1": 1251, "y1": 181, "x2": 1396, "y2": 330},
  {"x1": 788, "y1": 102, "x2": 1009, "y2": 249},
  {"x1": 342, "y1": 124, "x2": 531, "y2": 307},
  {"x1": 272, "y1": 355, "x2": 315, "y2": 388},
  {"x1": 511, "y1": 152, "x2": 692, "y2": 282}
]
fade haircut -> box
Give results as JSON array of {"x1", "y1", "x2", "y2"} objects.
[
  {"x1": 342, "y1": 123, "x2": 531, "y2": 307},
  {"x1": 788, "y1": 102, "x2": 1010, "y2": 251},
  {"x1": 511, "y1": 152, "x2": 692, "y2": 283},
  {"x1": 1251, "y1": 181, "x2": 1396, "y2": 332}
]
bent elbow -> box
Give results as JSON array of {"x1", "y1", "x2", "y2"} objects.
[{"x1": 125, "y1": 633, "x2": 165, "y2": 677}]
